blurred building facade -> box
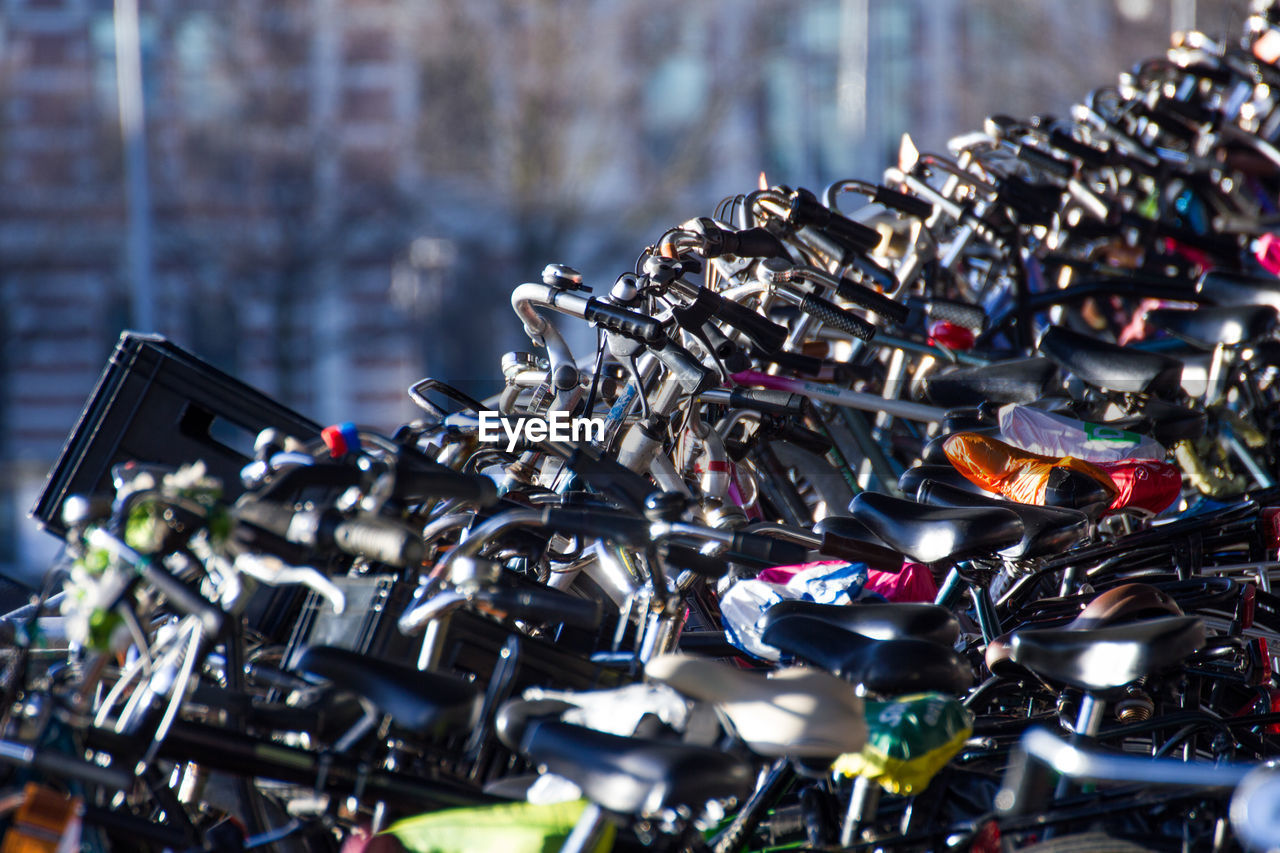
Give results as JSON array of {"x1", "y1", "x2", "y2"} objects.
[{"x1": 0, "y1": 0, "x2": 1247, "y2": 580}]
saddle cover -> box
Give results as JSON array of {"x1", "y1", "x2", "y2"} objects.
[{"x1": 831, "y1": 692, "x2": 973, "y2": 795}]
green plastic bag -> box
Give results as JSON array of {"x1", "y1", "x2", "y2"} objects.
[
  {"x1": 831, "y1": 692, "x2": 973, "y2": 795},
  {"x1": 385, "y1": 798, "x2": 614, "y2": 853}
]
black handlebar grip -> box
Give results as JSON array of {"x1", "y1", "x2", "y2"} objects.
[
  {"x1": 393, "y1": 466, "x2": 499, "y2": 507},
  {"x1": 919, "y1": 297, "x2": 987, "y2": 332},
  {"x1": 478, "y1": 584, "x2": 604, "y2": 631},
  {"x1": 583, "y1": 299, "x2": 663, "y2": 343},
  {"x1": 137, "y1": 562, "x2": 225, "y2": 637},
  {"x1": 835, "y1": 278, "x2": 911, "y2": 324},
  {"x1": 30, "y1": 749, "x2": 134, "y2": 791},
  {"x1": 787, "y1": 190, "x2": 882, "y2": 252},
  {"x1": 726, "y1": 533, "x2": 811, "y2": 567},
  {"x1": 727, "y1": 388, "x2": 807, "y2": 417},
  {"x1": 706, "y1": 291, "x2": 789, "y2": 354},
  {"x1": 818, "y1": 533, "x2": 904, "y2": 573},
  {"x1": 332, "y1": 518, "x2": 425, "y2": 568},
  {"x1": 1047, "y1": 129, "x2": 1106, "y2": 168},
  {"x1": 872, "y1": 185, "x2": 935, "y2": 220},
  {"x1": 800, "y1": 294, "x2": 876, "y2": 341},
  {"x1": 662, "y1": 544, "x2": 728, "y2": 579},
  {"x1": 1011, "y1": 143, "x2": 1074, "y2": 180},
  {"x1": 702, "y1": 226, "x2": 789, "y2": 259},
  {"x1": 541, "y1": 508, "x2": 652, "y2": 546}
]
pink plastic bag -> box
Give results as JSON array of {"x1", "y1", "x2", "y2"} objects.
[{"x1": 759, "y1": 560, "x2": 937, "y2": 603}]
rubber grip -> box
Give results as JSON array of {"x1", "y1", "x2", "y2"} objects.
[
  {"x1": 922, "y1": 298, "x2": 987, "y2": 332},
  {"x1": 787, "y1": 190, "x2": 882, "y2": 251},
  {"x1": 332, "y1": 518, "x2": 425, "y2": 568},
  {"x1": 393, "y1": 466, "x2": 499, "y2": 506},
  {"x1": 818, "y1": 533, "x2": 903, "y2": 573},
  {"x1": 726, "y1": 533, "x2": 811, "y2": 567},
  {"x1": 727, "y1": 388, "x2": 806, "y2": 417},
  {"x1": 699, "y1": 320, "x2": 738, "y2": 360},
  {"x1": 872, "y1": 185, "x2": 934, "y2": 220},
  {"x1": 477, "y1": 584, "x2": 603, "y2": 631},
  {"x1": 1047, "y1": 129, "x2": 1106, "y2": 167},
  {"x1": 583, "y1": 300, "x2": 663, "y2": 343},
  {"x1": 1011, "y1": 143, "x2": 1074, "y2": 180},
  {"x1": 137, "y1": 562, "x2": 225, "y2": 636},
  {"x1": 31, "y1": 749, "x2": 134, "y2": 791},
  {"x1": 701, "y1": 225, "x2": 788, "y2": 259},
  {"x1": 800, "y1": 294, "x2": 876, "y2": 341},
  {"x1": 541, "y1": 508, "x2": 652, "y2": 546},
  {"x1": 651, "y1": 338, "x2": 716, "y2": 394},
  {"x1": 835, "y1": 278, "x2": 911, "y2": 324},
  {"x1": 662, "y1": 544, "x2": 728, "y2": 579},
  {"x1": 708, "y1": 291, "x2": 789, "y2": 354}
]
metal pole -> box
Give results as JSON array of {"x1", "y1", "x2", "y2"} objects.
[{"x1": 114, "y1": 0, "x2": 155, "y2": 333}]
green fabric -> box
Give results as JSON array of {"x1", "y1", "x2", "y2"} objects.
[{"x1": 385, "y1": 798, "x2": 613, "y2": 853}]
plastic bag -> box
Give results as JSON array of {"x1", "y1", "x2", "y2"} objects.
[
  {"x1": 384, "y1": 799, "x2": 613, "y2": 853},
  {"x1": 720, "y1": 561, "x2": 870, "y2": 660},
  {"x1": 1094, "y1": 458, "x2": 1182, "y2": 515},
  {"x1": 998, "y1": 404, "x2": 1165, "y2": 462},
  {"x1": 943, "y1": 432, "x2": 1118, "y2": 508},
  {"x1": 832, "y1": 692, "x2": 973, "y2": 795}
]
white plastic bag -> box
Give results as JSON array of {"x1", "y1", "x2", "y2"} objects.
[
  {"x1": 719, "y1": 562, "x2": 870, "y2": 661},
  {"x1": 998, "y1": 404, "x2": 1164, "y2": 462}
]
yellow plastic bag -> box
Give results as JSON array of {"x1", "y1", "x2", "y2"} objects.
[
  {"x1": 385, "y1": 798, "x2": 614, "y2": 853},
  {"x1": 832, "y1": 693, "x2": 973, "y2": 795}
]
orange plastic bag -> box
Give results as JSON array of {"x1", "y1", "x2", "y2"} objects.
[{"x1": 942, "y1": 432, "x2": 1118, "y2": 508}]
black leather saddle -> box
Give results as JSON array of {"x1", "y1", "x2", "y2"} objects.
[
  {"x1": 850, "y1": 491, "x2": 1023, "y2": 564},
  {"x1": 922, "y1": 356, "x2": 1060, "y2": 409},
  {"x1": 1197, "y1": 270, "x2": 1280, "y2": 311},
  {"x1": 898, "y1": 465, "x2": 1000, "y2": 499},
  {"x1": 915, "y1": 480, "x2": 1090, "y2": 560},
  {"x1": 760, "y1": 615, "x2": 973, "y2": 696},
  {"x1": 1105, "y1": 396, "x2": 1207, "y2": 444},
  {"x1": 1008, "y1": 615, "x2": 1205, "y2": 693},
  {"x1": 1039, "y1": 325, "x2": 1184, "y2": 399},
  {"x1": 762, "y1": 599, "x2": 959, "y2": 646},
  {"x1": 292, "y1": 645, "x2": 481, "y2": 737},
  {"x1": 495, "y1": 699, "x2": 755, "y2": 815},
  {"x1": 1144, "y1": 304, "x2": 1278, "y2": 349}
]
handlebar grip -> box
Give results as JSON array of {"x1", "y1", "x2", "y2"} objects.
[
  {"x1": 332, "y1": 518, "x2": 424, "y2": 568},
  {"x1": 477, "y1": 584, "x2": 603, "y2": 631},
  {"x1": 787, "y1": 190, "x2": 882, "y2": 252},
  {"x1": 818, "y1": 533, "x2": 904, "y2": 573},
  {"x1": 1047, "y1": 129, "x2": 1107, "y2": 168},
  {"x1": 707, "y1": 292, "x2": 789, "y2": 354},
  {"x1": 541, "y1": 508, "x2": 652, "y2": 546},
  {"x1": 392, "y1": 466, "x2": 499, "y2": 506},
  {"x1": 1010, "y1": 143, "x2": 1074, "y2": 180},
  {"x1": 137, "y1": 562, "x2": 225, "y2": 636},
  {"x1": 31, "y1": 749, "x2": 134, "y2": 791},
  {"x1": 726, "y1": 533, "x2": 812, "y2": 567},
  {"x1": 835, "y1": 278, "x2": 911, "y2": 324},
  {"x1": 915, "y1": 297, "x2": 987, "y2": 332},
  {"x1": 662, "y1": 544, "x2": 728, "y2": 579},
  {"x1": 702, "y1": 226, "x2": 789, "y2": 259},
  {"x1": 800, "y1": 294, "x2": 876, "y2": 341},
  {"x1": 728, "y1": 388, "x2": 807, "y2": 417},
  {"x1": 583, "y1": 299, "x2": 663, "y2": 343},
  {"x1": 872, "y1": 185, "x2": 935, "y2": 220}
]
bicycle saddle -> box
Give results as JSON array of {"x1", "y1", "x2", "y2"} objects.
[
  {"x1": 1144, "y1": 304, "x2": 1278, "y2": 349},
  {"x1": 921, "y1": 426, "x2": 1002, "y2": 465},
  {"x1": 915, "y1": 479, "x2": 1090, "y2": 559},
  {"x1": 922, "y1": 356, "x2": 1060, "y2": 409},
  {"x1": 761, "y1": 616, "x2": 974, "y2": 697},
  {"x1": 1197, "y1": 270, "x2": 1280, "y2": 310},
  {"x1": 898, "y1": 464, "x2": 1001, "y2": 499},
  {"x1": 1008, "y1": 615, "x2": 1205, "y2": 693},
  {"x1": 761, "y1": 599, "x2": 960, "y2": 647},
  {"x1": 1107, "y1": 396, "x2": 1207, "y2": 444},
  {"x1": 986, "y1": 582, "x2": 1183, "y2": 676},
  {"x1": 496, "y1": 701, "x2": 755, "y2": 815},
  {"x1": 644, "y1": 654, "x2": 868, "y2": 758},
  {"x1": 849, "y1": 491, "x2": 1024, "y2": 564},
  {"x1": 293, "y1": 645, "x2": 482, "y2": 737},
  {"x1": 1038, "y1": 324, "x2": 1185, "y2": 399}
]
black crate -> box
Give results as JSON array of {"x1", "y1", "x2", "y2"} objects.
[{"x1": 31, "y1": 332, "x2": 322, "y2": 539}]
